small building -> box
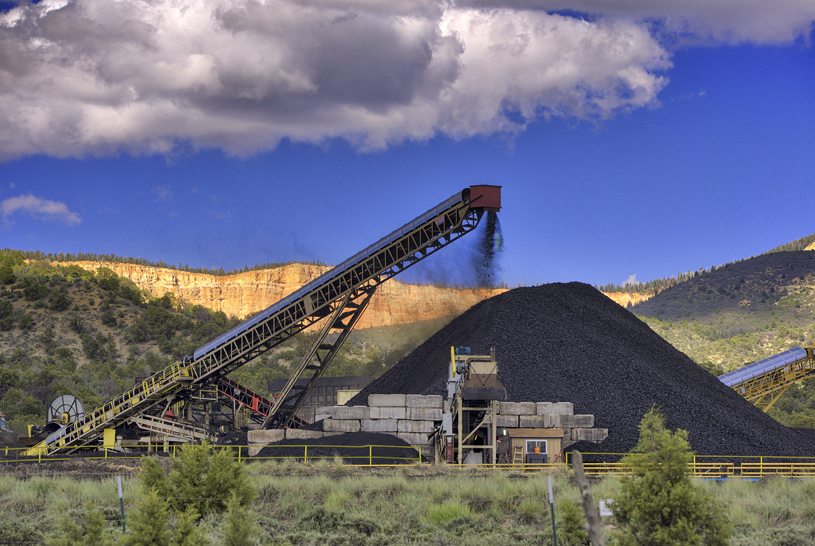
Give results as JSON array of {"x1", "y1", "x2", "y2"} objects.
[{"x1": 504, "y1": 428, "x2": 565, "y2": 464}]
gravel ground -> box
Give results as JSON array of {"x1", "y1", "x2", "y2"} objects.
[
  {"x1": 350, "y1": 282, "x2": 815, "y2": 458},
  {"x1": 255, "y1": 432, "x2": 421, "y2": 464}
]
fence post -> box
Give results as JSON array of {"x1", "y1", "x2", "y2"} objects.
[
  {"x1": 304, "y1": 445, "x2": 308, "y2": 463},
  {"x1": 369, "y1": 445, "x2": 372, "y2": 466},
  {"x1": 418, "y1": 446, "x2": 422, "y2": 463}
]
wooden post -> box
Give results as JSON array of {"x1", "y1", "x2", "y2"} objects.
[{"x1": 572, "y1": 451, "x2": 605, "y2": 546}]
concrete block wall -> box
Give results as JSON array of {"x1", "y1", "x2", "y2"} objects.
[{"x1": 248, "y1": 395, "x2": 606, "y2": 460}]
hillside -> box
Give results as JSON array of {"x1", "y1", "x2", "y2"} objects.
[
  {"x1": 633, "y1": 251, "x2": 815, "y2": 367},
  {"x1": 632, "y1": 250, "x2": 815, "y2": 427}
]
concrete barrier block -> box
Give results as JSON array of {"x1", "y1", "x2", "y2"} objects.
[
  {"x1": 398, "y1": 420, "x2": 435, "y2": 434},
  {"x1": 247, "y1": 429, "x2": 285, "y2": 444},
  {"x1": 370, "y1": 406, "x2": 406, "y2": 420},
  {"x1": 570, "y1": 428, "x2": 608, "y2": 442},
  {"x1": 323, "y1": 418, "x2": 361, "y2": 433},
  {"x1": 361, "y1": 419, "x2": 398, "y2": 432},
  {"x1": 544, "y1": 414, "x2": 561, "y2": 428},
  {"x1": 406, "y1": 407, "x2": 442, "y2": 421},
  {"x1": 499, "y1": 402, "x2": 536, "y2": 415},
  {"x1": 551, "y1": 402, "x2": 574, "y2": 415},
  {"x1": 519, "y1": 415, "x2": 546, "y2": 428},
  {"x1": 331, "y1": 406, "x2": 369, "y2": 420},
  {"x1": 285, "y1": 429, "x2": 324, "y2": 440},
  {"x1": 536, "y1": 402, "x2": 554, "y2": 415},
  {"x1": 368, "y1": 394, "x2": 406, "y2": 407},
  {"x1": 496, "y1": 415, "x2": 518, "y2": 428},
  {"x1": 560, "y1": 415, "x2": 594, "y2": 428},
  {"x1": 406, "y1": 395, "x2": 443, "y2": 409},
  {"x1": 315, "y1": 413, "x2": 331, "y2": 422},
  {"x1": 316, "y1": 406, "x2": 335, "y2": 416},
  {"x1": 248, "y1": 446, "x2": 264, "y2": 457}
]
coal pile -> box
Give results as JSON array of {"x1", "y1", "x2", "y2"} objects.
[
  {"x1": 350, "y1": 283, "x2": 815, "y2": 457},
  {"x1": 255, "y1": 432, "x2": 421, "y2": 464}
]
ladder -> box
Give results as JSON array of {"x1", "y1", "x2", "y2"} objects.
[{"x1": 513, "y1": 446, "x2": 524, "y2": 465}]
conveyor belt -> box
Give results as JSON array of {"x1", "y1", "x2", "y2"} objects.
[
  {"x1": 718, "y1": 346, "x2": 815, "y2": 411},
  {"x1": 28, "y1": 185, "x2": 501, "y2": 455}
]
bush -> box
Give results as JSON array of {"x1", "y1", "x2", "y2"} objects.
[
  {"x1": 0, "y1": 265, "x2": 16, "y2": 285},
  {"x1": 50, "y1": 292, "x2": 72, "y2": 311},
  {"x1": 18, "y1": 313, "x2": 34, "y2": 331},
  {"x1": 612, "y1": 408, "x2": 730, "y2": 546},
  {"x1": 140, "y1": 441, "x2": 256, "y2": 519}
]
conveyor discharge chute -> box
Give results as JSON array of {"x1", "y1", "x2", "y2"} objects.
[
  {"x1": 28, "y1": 185, "x2": 501, "y2": 455},
  {"x1": 718, "y1": 346, "x2": 815, "y2": 412}
]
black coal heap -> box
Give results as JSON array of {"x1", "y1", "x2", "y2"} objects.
[{"x1": 350, "y1": 282, "x2": 815, "y2": 456}]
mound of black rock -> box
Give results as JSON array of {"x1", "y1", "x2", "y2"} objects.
[
  {"x1": 255, "y1": 432, "x2": 421, "y2": 464},
  {"x1": 350, "y1": 282, "x2": 815, "y2": 457}
]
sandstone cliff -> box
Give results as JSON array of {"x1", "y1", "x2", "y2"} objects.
[
  {"x1": 64, "y1": 262, "x2": 653, "y2": 327},
  {"x1": 66, "y1": 262, "x2": 508, "y2": 329},
  {"x1": 602, "y1": 291, "x2": 653, "y2": 308}
]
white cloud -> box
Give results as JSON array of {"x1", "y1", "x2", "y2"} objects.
[
  {"x1": 150, "y1": 185, "x2": 174, "y2": 201},
  {"x1": 0, "y1": 0, "x2": 809, "y2": 160},
  {"x1": 623, "y1": 274, "x2": 641, "y2": 286},
  {"x1": 0, "y1": 194, "x2": 81, "y2": 225},
  {"x1": 458, "y1": 0, "x2": 815, "y2": 45}
]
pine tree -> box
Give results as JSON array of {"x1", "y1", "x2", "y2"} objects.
[
  {"x1": 124, "y1": 488, "x2": 171, "y2": 546},
  {"x1": 224, "y1": 494, "x2": 254, "y2": 546},
  {"x1": 612, "y1": 407, "x2": 730, "y2": 546}
]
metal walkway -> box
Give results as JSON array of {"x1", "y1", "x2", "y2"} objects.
[
  {"x1": 28, "y1": 186, "x2": 501, "y2": 455},
  {"x1": 718, "y1": 346, "x2": 815, "y2": 411}
]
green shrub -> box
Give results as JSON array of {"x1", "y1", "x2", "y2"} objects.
[
  {"x1": 612, "y1": 408, "x2": 730, "y2": 546},
  {"x1": 141, "y1": 441, "x2": 256, "y2": 519}
]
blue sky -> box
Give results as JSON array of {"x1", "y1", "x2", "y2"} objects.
[{"x1": 1, "y1": 1, "x2": 813, "y2": 289}]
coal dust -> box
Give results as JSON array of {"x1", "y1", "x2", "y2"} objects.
[{"x1": 473, "y1": 211, "x2": 503, "y2": 288}]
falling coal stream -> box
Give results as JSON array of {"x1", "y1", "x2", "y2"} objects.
[{"x1": 473, "y1": 211, "x2": 503, "y2": 288}]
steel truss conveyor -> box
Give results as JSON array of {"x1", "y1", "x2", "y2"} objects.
[
  {"x1": 718, "y1": 346, "x2": 815, "y2": 411},
  {"x1": 28, "y1": 186, "x2": 501, "y2": 456}
]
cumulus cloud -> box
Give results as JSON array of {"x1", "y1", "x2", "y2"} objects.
[
  {"x1": 0, "y1": 0, "x2": 809, "y2": 160},
  {"x1": 0, "y1": 194, "x2": 82, "y2": 225},
  {"x1": 622, "y1": 273, "x2": 641, "y2": 286},
  {"x1": 459, "y1": 0, "x2": 815, "y2": 45}
]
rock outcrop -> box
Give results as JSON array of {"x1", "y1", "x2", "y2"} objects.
[{"x1": 65, "y1": 262, "x2": 508, "y2": 329}]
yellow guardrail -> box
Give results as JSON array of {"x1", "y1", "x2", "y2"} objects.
[{"x1": 7, "y1": 442, "x2": 815, "y2": 476}]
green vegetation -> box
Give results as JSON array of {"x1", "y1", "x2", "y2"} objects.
[
  {"x1": 763, "y1": 232, "x2": 815, "y2": 255},
  {"x1": 1, "y1": 247, "x2": 326, "y2": 277},
  {"x1": 632, "y1": 250, "x2": 815, "y2": 428},
  {"x1": 613, "y1": 408, "x2": 730, "y2": 546},
  {"x1": 141, "y1": 441, "x2": 256, "y2": 518},
  {"x1": 0, "y1": 456, "x2": 808, "y2": 545}
]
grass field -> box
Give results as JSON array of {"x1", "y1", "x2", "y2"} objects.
[{"x1": 1, "y1": 460, "x2": 815, "y2": 545}]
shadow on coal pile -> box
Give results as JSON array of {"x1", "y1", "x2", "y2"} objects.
[{"x1": 350, "y1": 282, "x2": 815, "y2": 458}]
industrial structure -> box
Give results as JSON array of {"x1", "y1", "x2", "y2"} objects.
[
  {"x1": 26, "y1": 186, "x2": 502, "y2": 456},
  {"x1": 439, "y1": 347, "x2": 505, "y2": 464},
  {"x1": 718, "y1": 346, "x2": 815, "y2": 411}
]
